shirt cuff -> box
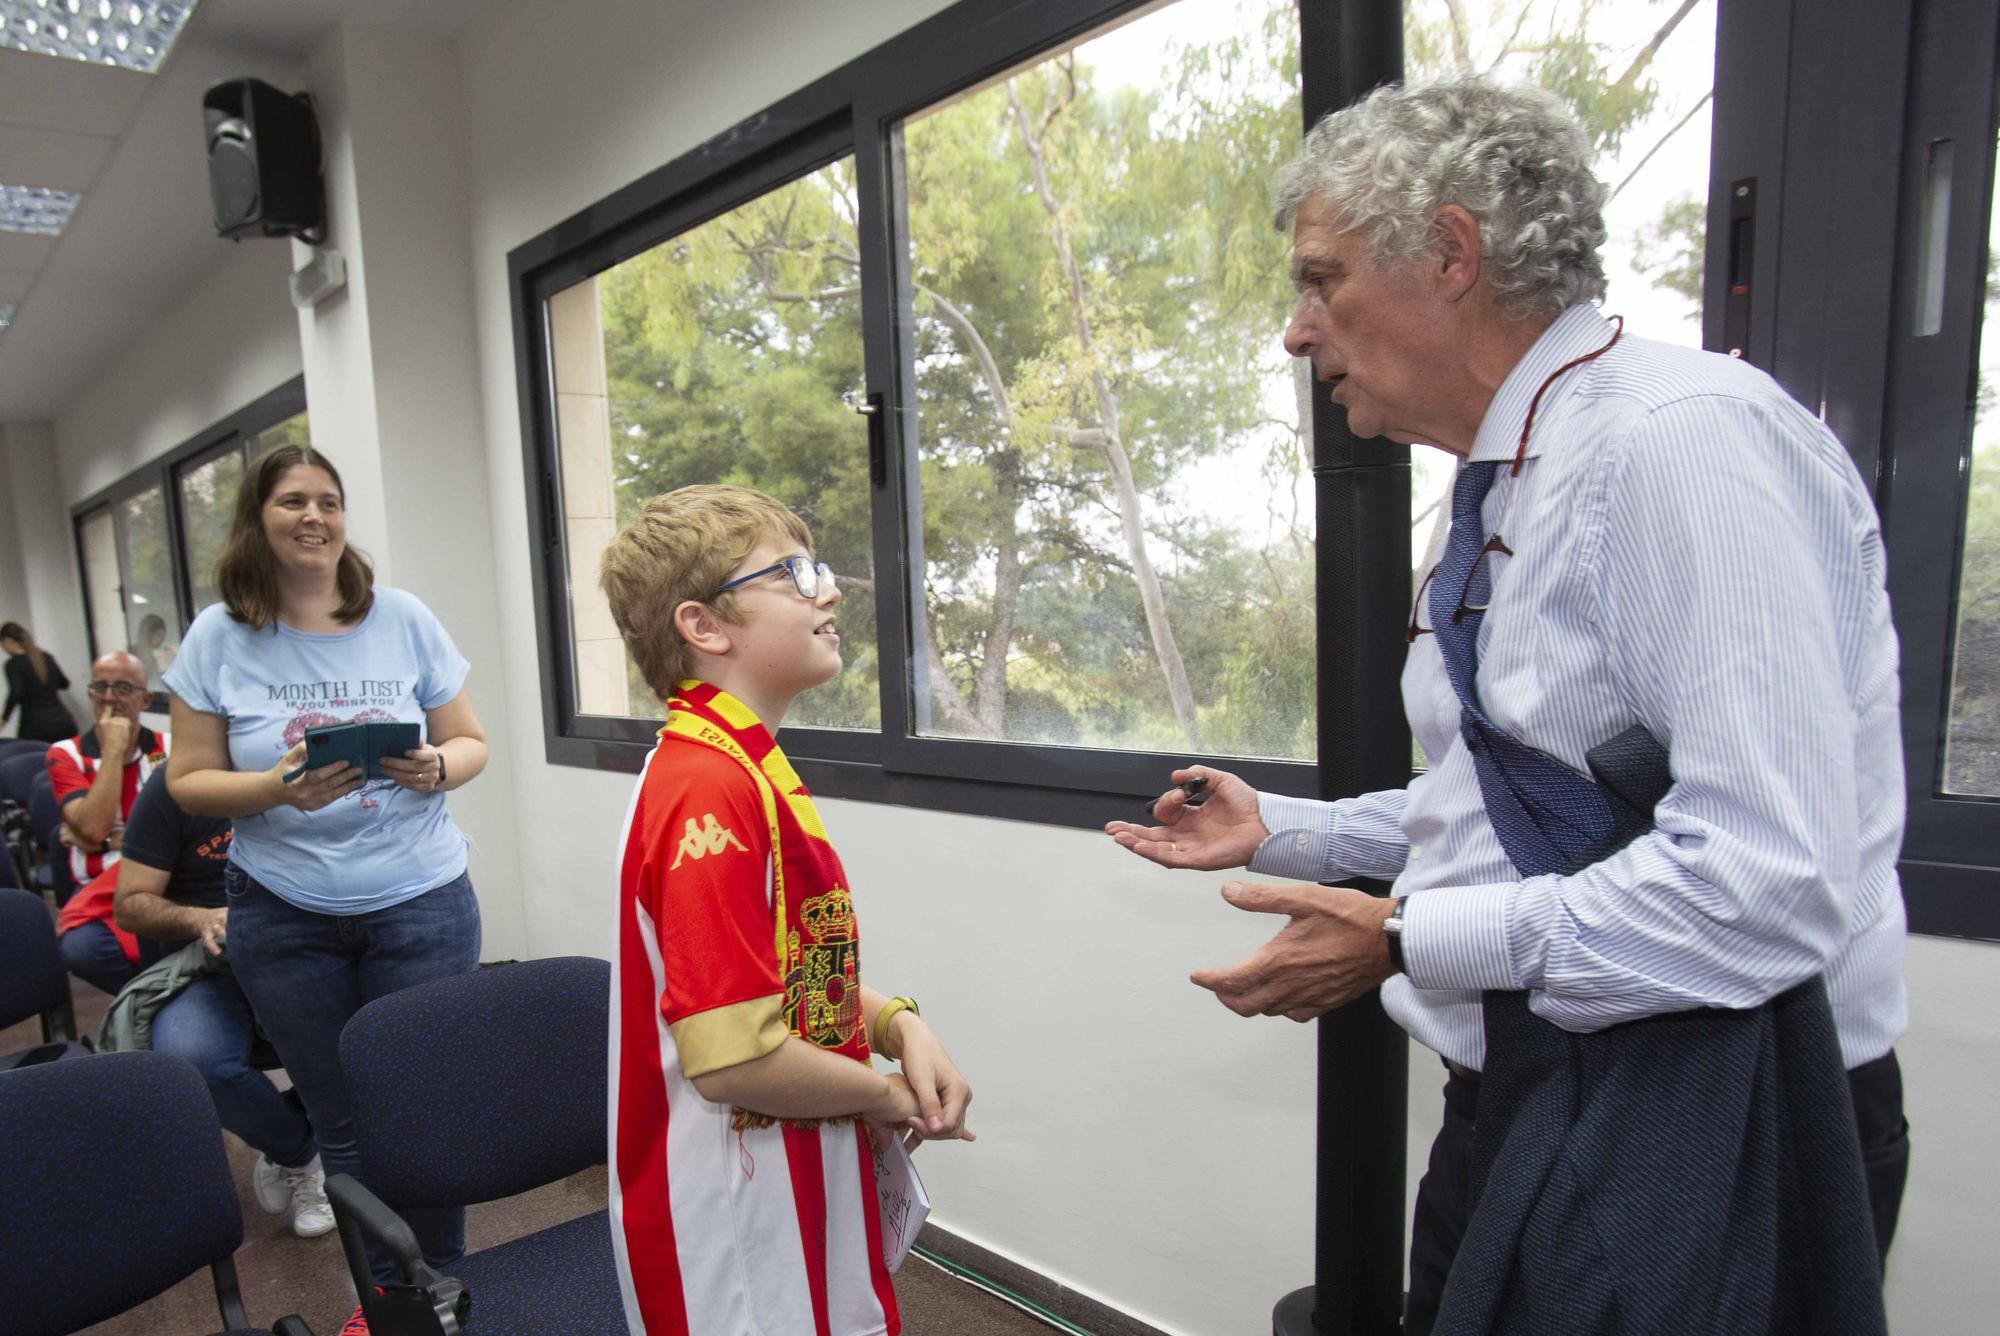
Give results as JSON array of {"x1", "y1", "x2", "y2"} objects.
[
  {"x1": 670, "y1": 994, "x2": 788, "y2": 1078},
  {"x1": 1248, "y1": 791, "x2": 1335, "y2": 881},
  {"x1": 1399, "y1": 881, "x2": 1524, "y2": 992}
]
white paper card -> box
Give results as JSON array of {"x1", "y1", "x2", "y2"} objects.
[{"x1": 873, "y1": 1136, "x2": 930, "y2": 1272}]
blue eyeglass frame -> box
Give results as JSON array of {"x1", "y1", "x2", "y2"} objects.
[{"x1": 713, "y1": 555, "x2": 835, "y2": 600}]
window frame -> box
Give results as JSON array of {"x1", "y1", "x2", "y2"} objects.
[
  {"x1": 68, "y1": 376, "x2": 309, "y2": 709},
  {"x1": 510, "y1": 0, "x2": 1342, "y2": 827},
  {"x1": 1868, "y1": 0, "x2": 2000, "y2": 938}
]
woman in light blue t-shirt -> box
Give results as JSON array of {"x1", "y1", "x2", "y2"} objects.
[{"x1": 164, "y1": 444, "x2": 489, "y2": 1294}]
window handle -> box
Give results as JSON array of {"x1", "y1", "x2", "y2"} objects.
[
  {"x1": 858, "y1": 391, "x2": 887, "y2": 486},
  {"x1": 1914, "y1": 138, "x2": 1955, "y2": 338}
]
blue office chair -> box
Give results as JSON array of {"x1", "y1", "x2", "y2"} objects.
[
  {"x1": 0, "y1": 886, "x2": 87, "y2": 1070},
  {"x1": 0, "y1": 1049, "x2": 315, "y2": 1335},
  {"x1": 329, "y1": 956, "x2": 624, "y2": 1334},
  {"x1": 0, "y1": 749, "x2": 43, "y2": 887},
  {"x1": 27, "y1": 770, "x2": 75, "y2": 903}
]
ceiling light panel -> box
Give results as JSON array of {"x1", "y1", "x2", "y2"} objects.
[
  {"x1": 0, "y1": 183, "x2": 80, "y2": 234},
  {"x1": 0, "y1": 0, "x2": 198, "y2": 74}
]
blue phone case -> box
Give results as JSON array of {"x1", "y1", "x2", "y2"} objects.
[{"x1": 283, "y1": 722, "x2": 422, "y2": 784}]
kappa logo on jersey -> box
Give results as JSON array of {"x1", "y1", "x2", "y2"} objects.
[{"x1": 669, "y1": 813, "x2": 750, "y2": 869}]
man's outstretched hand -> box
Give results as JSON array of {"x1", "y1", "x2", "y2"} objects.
[
  {"x1": 1190, "y1": 882, "x2": 1396, "y2": 1022},
  {"x1": 1103, "y1": 766, "x2": 1269, "y2": 871}
]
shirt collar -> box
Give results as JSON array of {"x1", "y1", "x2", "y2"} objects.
[{"x1": 1465, "y1": 304, "x2": 1616, "y2": 465}]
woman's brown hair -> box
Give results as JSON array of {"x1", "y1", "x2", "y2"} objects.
[
  {"x1": 215, "y1": 445, "x2": 374, "y2": 629},
  {"x1": 0, "y1": 621, "x2": 48, "y2": 681}
]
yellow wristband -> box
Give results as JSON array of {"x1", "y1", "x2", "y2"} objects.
[{"x1": 873, "y1": 996, "x2": 920, "y2": 1061}]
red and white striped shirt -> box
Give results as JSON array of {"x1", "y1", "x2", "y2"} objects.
[
  {"x1": 46, "y1": 727, "x2": 168, "y2": 886},
  {"x1": 611, "y1": 683, "x2": 898, "y2": 1336}
]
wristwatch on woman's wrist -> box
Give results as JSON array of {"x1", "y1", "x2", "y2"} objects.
[
  {"x1": 435, "y1": 746, "x2": 448, "y2": 789},
  {"x1": 1383, "y1": 897, "x2": 1406, "y2": 975}
]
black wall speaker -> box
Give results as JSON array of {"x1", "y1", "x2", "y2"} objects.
[{"x1": 202, "y1": 78, "x2": 325, "y2": 242}]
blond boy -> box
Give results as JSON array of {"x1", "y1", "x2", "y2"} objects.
[{"x1": 600, "y1": 485, "x2": 973, "y2": 1336}]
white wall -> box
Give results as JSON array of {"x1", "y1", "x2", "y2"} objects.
[
  {"x1": 0, "y1": 442, "x2": 33, "y2": 668},
  {"x1": 52, "y1": 241, "x2": 299, "y2": 500},
  {"x1": 1, "y1": 420, "x2": 88, "y2": 682}
]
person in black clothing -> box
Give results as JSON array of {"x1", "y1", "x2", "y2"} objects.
[
  {"x1": 110, "y1": 768, "x2": 331, "y2": 1238},
  {"x1": 1, "y1": 621, "x2": 79, "y2": 743}
]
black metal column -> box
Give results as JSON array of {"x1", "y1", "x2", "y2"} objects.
[{"x1": 1274, "y1": 3, "x2": 1410, "y2": 1333}]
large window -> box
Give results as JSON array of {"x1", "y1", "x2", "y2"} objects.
[
  {"x1": 512, "y1": 0, "x2": 2000, "y2": 935},
  {"x1": 519, "y1": 0, "x2": 1329, "y2": 820},
  {"x1": 71, "y1": 383, "x2": 308, "y2": 684}
]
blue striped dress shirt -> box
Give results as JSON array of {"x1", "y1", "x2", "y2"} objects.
[{"x1": 1249, "y1": 304, "x2": 1908, "y2": 1071}]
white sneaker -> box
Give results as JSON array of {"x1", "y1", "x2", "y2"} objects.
[
  {"x1": 252, "y1": 1153, "x2": 292, "y2": 1215},
  {"x1": 282, "y1": 1156, "x2": 336, "y2": 1238}
]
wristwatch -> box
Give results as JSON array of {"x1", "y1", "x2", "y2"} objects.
[{"x1": 1382, "y1": 897, "x2": 1406, "y2": 975}]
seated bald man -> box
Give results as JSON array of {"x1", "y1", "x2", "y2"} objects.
[{"x1": 48, "y1": 649, "x2": 170, "y2": 993}]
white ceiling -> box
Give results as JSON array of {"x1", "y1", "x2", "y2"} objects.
[{"x1": 0, "y1": 0, "x2": 493, "y2": 421}]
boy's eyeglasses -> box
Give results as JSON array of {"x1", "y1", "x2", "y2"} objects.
[
  {"x1": 87, "y1": 681, "x2": 148, "y2": 699},
  {"x1": 714, "y1": 557, "x2": 837, "y2": 601}
]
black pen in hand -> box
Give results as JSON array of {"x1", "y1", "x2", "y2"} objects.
[{"x1": 1141, "y1": 775, "x2": 1211, "y2": 819}]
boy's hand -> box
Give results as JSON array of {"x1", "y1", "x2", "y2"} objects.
[
  {"x1": 862, "y1": 1073, "x2": 922, "y2": 1129},
  {"x1": 892, "y1": 1015, "x2": 975, "y2": 1148}
]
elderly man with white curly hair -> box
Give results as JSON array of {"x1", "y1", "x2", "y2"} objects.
[{"x1": 1107, "y1": 76, "x2": 1908, "y2": 1333}]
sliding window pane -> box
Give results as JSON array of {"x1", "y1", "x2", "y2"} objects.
[
  {"x1": 1941, "y1": 128, "x2": 2000, "y2": 797},
  {"x1": 179, "y1": 443, "x2": 246, "y2": 620},
  {"x1": 78, "y1": 508, "x2": 123, "y2": 669},
  {"x1": 548, "y1": 158, "x2": 877, "y2": 728},
  {"x1": 118, "y1": 485, "x2": 178, "y2": 688},
  {"x1": 902, "y1": 0, "x2": 1312, "y2": 758}
]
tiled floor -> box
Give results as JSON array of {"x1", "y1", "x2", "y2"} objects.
[{"x1": 4, "y1": 938, "x2": 1059, "y2": 1335}]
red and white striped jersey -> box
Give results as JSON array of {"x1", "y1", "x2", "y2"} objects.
[
  {"x1": 611, "y1": 683, "x2": 898, "y2": 1336},
  {"x1": 46, "y1": 727, "x2": 167, "y2": 885}
]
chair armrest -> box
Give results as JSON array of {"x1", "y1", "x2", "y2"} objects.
[
  {"x1": 325, "y1": 1174, "x2": 472, "y2": 1335},
  {"x1": 326, "y1": 1173, "x2": 428, "y2": 1282}
]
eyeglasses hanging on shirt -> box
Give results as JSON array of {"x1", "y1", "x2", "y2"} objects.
[{"x1": 1406, "y1": 316, "x2": 1623, "y2": 643}]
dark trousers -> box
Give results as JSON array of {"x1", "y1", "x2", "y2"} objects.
[
  {"x1": 223, "y1": 864, "x2": 481, "y2": 1285},
  {"x1": 1403, "y1": 1049, "x2": 1910, "y2": 1336}
]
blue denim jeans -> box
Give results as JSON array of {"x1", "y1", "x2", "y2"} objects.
[
  {"x1": 58, "y1": 920, "x2": 136, "y2": 996},
  {"x1": 152, "y1": 972, "x2": 317, "y2": 1168},
  {"x1": 223, "y1": 864, "x2": 481, "y2": 1283}
]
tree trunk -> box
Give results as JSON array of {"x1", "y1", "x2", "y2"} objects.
[
  {"x1": 975, "y1": 454, "x2": 1023, "y2": 733},
  {"x1": 1007, "y1": 80, "x2": 1201, "y2": 746},
  {"x1": 922, "y1": 614, "x2": 990, "y2": 737}
]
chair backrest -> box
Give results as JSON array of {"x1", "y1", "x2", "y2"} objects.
[
  {"x1": 0, "y1": 749, "x2": 44, "y2": 807},
  {"x1": 341, "y1": 956, "x2": 611, "y2": 1209},
  {"x1": 27, "y1": 771, "x2": 73, "y2": 900},
  {"x1": 0, "y1": 887, "x2": 68, "y2": 1030},
  {"x1": 27, "y1": 768, "x2": 59, "y2": 847},
  {"x1": 0, "y1": 737, "x2": 49, "y2": 768},
  {"x1": 0, "y1": 1050, "x2": 245, "y2": 1336}
]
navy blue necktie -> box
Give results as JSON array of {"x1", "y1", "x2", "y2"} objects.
[
  {"x1": 1426, "y1": 459, "x2": 1615, "y2": 877},
  {"x1": 1428, "y1": 460, "x2": 1503, "y2": 714}
]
